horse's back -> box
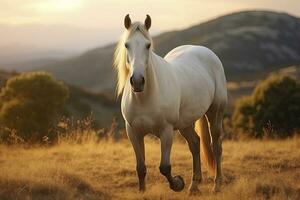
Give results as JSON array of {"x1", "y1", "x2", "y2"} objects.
[
  {"x1": 165, "y1": 45, "x2": 227, "y2": 94},
  {"x1": 163, "y1": 45, "x2": 227, "y2": 126},
  {"x1": 165, "y1": 45, "x2": 223, "y2": 75}
]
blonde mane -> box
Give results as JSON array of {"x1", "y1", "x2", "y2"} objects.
[{"x1": 113, "y1": 22, "x2": 153, "y2": 96}]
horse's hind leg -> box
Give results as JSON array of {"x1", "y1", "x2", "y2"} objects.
[
  {"x1": 179, "y1": 125, "x2": 202, "y2": 194},
  {"x1": 206, "y1": 101, "x2": 226, "y2": 192}
]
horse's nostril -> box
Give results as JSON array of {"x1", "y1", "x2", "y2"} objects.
[
  {"x1": 130, "y1": 76, "x2": 134, "y2": 85},
  {"x1": 141, "y1": 77, "x2": 145, "y2": 84}
]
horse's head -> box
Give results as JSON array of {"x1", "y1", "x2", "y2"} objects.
[{"x1": 123, "y1": 14, "x2": 152, "y2": 93}]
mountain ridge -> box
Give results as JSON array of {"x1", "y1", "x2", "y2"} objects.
[{"x1": 38, "y1": 10, "x2": 300, "y2": 93}]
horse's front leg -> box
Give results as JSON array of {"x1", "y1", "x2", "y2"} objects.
[
  {"x1": 126, "y1": 123, "x2": 146, "y2": 192},
  {"x1": 159, "y1": 125, "x2": 185, "y2": 192}
]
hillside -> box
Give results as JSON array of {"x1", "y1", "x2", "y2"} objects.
[
  {"x1": 0, "y1": 137, "x2": 299, "y2": 199},
  {"x1": 63, "y1": 86, "x2": 120, "y2": 128},
  {"x1": 226, "y1": 65, "x2": 300, "y2": 112},
  {"x1": 0, "y1": 70, "x2": 120, "y2": 128},
  {"x1": 1, "y1": 65, "x2": 298, "y2": 128},
  {"x1": 39, "y1": 10, "x2": 300, "y2": 93}
]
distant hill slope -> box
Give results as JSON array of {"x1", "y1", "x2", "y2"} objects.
[
  {"x1": 0, "y1": 70, "x2": 120, "y2": 128},
  {"x1": 39, "y1": 10, "x2": 300, "y2": 93},
  {"x1": 226, "y1": 65, "x2": 300, "y2": 112},
  {"x1": 62, "y1": 85, "x2": 120, "y2": 128}
]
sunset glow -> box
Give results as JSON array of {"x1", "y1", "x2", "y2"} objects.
[
  {"x1": 0, "y1": 0, "x2": 299, "y2": 53},
  {"x1": 30, "y1": 0, "x2": 83, "y2": 13},
  {"x1": 1, "y1": 0, "x2": 299, "y2": 28}
]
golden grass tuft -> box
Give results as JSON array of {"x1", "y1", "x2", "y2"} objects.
[{"x1": 0, "y1": 137, "x2": 300, "y2": 199}]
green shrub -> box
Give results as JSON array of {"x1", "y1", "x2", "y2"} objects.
[
  {"x1": 232, "y1": 75, "x2": 300, "y2": 138},
  {"x1": 0, "y1": 72, "x2": 69, "y2": 143}
]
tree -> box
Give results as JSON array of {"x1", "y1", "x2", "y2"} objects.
[
  {"x1": 0, "y1": 71, "x2": 69, "y2": 143},
  {"x1": 232, "y1": 75, "x2": 300, "y2": 138}
]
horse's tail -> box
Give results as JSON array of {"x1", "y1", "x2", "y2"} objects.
[{"x1": 195, "y1": 116, "x2": 215, "y2": 176}]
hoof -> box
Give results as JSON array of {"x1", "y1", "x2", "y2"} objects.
[
  {"x1": 189, "y1": 186, "x2": 200, "y2": 195},
  {"x1": 212, "y1": 179, "x2": 221, "y2": 193},
  {"x1": 139, "y1": 185, "x2": 146, "y2": 192},
  {"x1": 170, "y1": 175, "x2": 185, "y2": 192},
  {"x1": 212, "y1": 185, "x2": 221, "y2": 193}
]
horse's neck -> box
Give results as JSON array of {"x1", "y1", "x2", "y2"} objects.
[{"x1": 146, "y1": 52, "x2": 171, "y2": 94}]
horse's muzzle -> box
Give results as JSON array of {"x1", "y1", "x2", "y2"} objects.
[{"x1": 130, "y1": 75, "x2": 145, "y2": 93}]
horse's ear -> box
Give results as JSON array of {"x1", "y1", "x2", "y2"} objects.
[
  {"x1": 124, "y1": 14, "x2": 131, "y2": 29},
  {"x1": 144, "y1": 14, "x2": 151, "y2": 30}
]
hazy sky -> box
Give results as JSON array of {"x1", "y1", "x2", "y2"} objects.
[{"x1": 0, "y1": 0, "x2": 300, "y2": 53}]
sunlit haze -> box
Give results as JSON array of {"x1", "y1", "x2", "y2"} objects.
[{"x1": 0, "y1": 0, "x2": 299, "y2": 62}]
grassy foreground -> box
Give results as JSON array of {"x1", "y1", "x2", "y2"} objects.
[{"x1": 0, "y1": 137, "x2": 300, "y2": 200}]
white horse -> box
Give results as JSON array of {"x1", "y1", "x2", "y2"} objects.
[{"x1": 114, "y1": 14, "x2": 227, "y2": 194}]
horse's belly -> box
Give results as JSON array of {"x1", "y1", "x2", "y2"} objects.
[
  {"x1": 175, "y1": 111, "x2": 204, "y2": 129},
  {"x1": 175, "y1": 96, "x2": 211, "y2": 129}
]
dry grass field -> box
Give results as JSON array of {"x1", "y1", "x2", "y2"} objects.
[{"x1": 0, "y1": 136, "x2": 300, "y2": 200}]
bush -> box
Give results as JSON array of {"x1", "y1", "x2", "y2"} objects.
[
  {"x1": 0, "y1": 72, "x2": 69, "y2": 143},
  {"x1": 232, "y1": 75, "x2": 300, "y2": 138}
]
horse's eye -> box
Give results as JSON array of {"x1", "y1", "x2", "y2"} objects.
[
  {"x1": 146, "y1": 43, "x2": 151, "y2": 49},
  {"x1": 125, "y1": 43, "x2": 129, "y2": 49}
]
